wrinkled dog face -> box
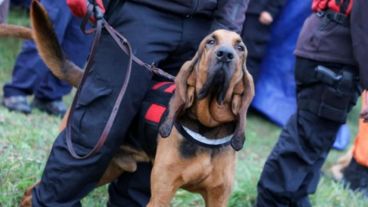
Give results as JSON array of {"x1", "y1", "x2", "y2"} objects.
[
  {"x1": 196, "y1": 30, "x2": 247, "y2": 104},
  {"x1": 160, "y1": 29, "x2": 254, "y2": 145}
]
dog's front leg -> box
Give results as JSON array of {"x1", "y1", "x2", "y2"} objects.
[
  {"x1": 200, "y1": 149, "x2": 235, "y2": 207},
  {"x1": 147, "y1": 178, "x2": 178, "y2": 207},
  {"x1": 201, "y1": 185, "x2": 232, "y2": 207},
  {"x1": 147, "y1": 133, "x2": 184, "y2": 207}
]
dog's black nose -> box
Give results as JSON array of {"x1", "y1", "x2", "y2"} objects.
[{"x1": 216, "y1": 47, "x2": 234, "y2": 63}]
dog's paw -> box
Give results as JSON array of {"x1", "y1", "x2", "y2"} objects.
[
  {"x1": 231, "y1": 133, "x2": 245, "y2": 151},
  {"x1": 159, "y1": 120, "x2": 174, "y2": 138}
]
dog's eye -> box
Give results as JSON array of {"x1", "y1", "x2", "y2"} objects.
[
  {"x1": 207, "y1": 39, "x2": 216, "y2": 46},
  {"x1": 236, "y1": 45, "x2": 245, "y2": 52}
]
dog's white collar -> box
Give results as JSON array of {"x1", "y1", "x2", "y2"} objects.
[{"x1": 181, "y1": 125, "x2": 233, "y2": 146}]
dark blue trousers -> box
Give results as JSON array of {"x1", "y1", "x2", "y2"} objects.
[
  {"x1": 10, "y1": 0, "x2": 31, "y2": 8},
  {"x1": 32, "y1": 1, "x2": 212, "y2": 206},
  {"x1": 3, "y1": 0, "x2": 92, "y2": 101},
  {"x1": 256, "y1": 58, "x2": 360, "y2": 207}
]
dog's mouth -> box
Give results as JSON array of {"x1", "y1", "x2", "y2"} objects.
[{"x1": 198, "y1": 62, "x2": 234, "y2": 104}]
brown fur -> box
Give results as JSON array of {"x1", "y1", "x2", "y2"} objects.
[
  {"x1": 149, "y1": 128, "x2": 237, "y2": 207},
  {"x1": 19, "y1": 1, "x2": 254, "y2": 206},
  {"x1": 0, "y1": 2, "x2": 83, "y2": 87},
  {"x1": 148, "y1": 30, "x2": 254, "y2": 206},
  {"x1": 330, "y1": 147, "x2": 353, "y2": 181},
  {"x1": 0, "y1": 24, "x2": 33, "y2": 39},
  {"x1": 159, "y1": 30, "x2": 254, "y2": 151},
  {"x1": 30, "y1": 1, "x2": 83, "y2": 87},
  {"x1": 19, "y1": 182, "x2": 39, "y2": 207}
]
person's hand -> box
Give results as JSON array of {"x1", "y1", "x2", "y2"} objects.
[
  {"x1": 66, "y1": 0, "x2": 105, "y2": 18},
  {"x1": 259, "y1": 11, "x2": 273, "y2": 25},
  {"x1": 361, "y1": 90, "x2": 368, "y2": 123}
]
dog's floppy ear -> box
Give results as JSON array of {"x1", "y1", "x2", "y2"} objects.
[
  {"x1": 185, "y1": 72, "x2": 196, "y2": 108},
  {"x1": 175, "y1": 52, "x2": 199, "y2": 106},
  {"x1": 159, "y1": 52, "x2": 200, "y2": 138},
  {"x1": 231, "y1": 56, "x2": 255, "y2": 151}
]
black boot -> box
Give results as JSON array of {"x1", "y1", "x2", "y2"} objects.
[
  {"x1": 2, "y1": 96, "x2": 32, "y2": 114},
  {"x1": 32, "y1": 98, "x2": 67, "y2": 117}
]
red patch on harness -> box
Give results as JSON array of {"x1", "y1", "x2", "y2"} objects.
[
  {"x1": 152, "y1": 82, "x2": 171, "y2": 90},
  {"x1": 145, "y1": 104, "x2": 166, "y2": 124},
  {"x1": 164, "y1": 84, "x2": 176, "y2": 93}
]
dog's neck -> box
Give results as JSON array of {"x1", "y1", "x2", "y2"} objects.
[{"x1": 178, "y1": 115, "x2": 235, "y2": 140}]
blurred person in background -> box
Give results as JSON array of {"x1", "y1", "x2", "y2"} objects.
[
  {"x1": 2, "y1": 0, "x2": 92, "y2": 116},
  {"x1": 241, "y1": 0, "x2": 286, "y2": 82},
  {"x1": 0, "y1": 0, "x2": 9, "y2": 23},
  {"x1": 10, "y1": 0, "x2": 30, "y2": 10}
]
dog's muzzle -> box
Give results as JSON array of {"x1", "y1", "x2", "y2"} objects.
[
  {"x1": 216, "y1": 47, "x2": 235, "y2": 63},
  {"x1": 198, "y1": 47, "x2": 236, "y2": 104}
]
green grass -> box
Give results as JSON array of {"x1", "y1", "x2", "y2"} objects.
[{"x1": 0, "y1": 9, "x2": 367, "y2": 207}]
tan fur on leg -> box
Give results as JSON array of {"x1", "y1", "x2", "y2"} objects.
[{"x1": 330, "y1": 147, "x2": 353, "y2": 181}]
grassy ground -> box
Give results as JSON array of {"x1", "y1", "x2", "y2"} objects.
[{"x1": 1, "y1": 8, "x2": 367, "y2": 207}]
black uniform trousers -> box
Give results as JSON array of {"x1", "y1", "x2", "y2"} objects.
[
  {"x1": 32, "y1": 1, "x2": 212, "y2": 206},
  {"x1": 256, "y1": 57, "x2": 360, "y2": 207}
]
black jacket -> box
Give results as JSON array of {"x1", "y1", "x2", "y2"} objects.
[
  {"x1": 246, "y1": 0, "x2": 286, "y2": 18},
  {"x1": 129, "y1": 0, "x2": 249, "y2": 33},
  {"x1": 295, "y1": 0, "x2": 368, "y2": 89}
]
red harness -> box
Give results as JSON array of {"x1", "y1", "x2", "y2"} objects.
[
  {"x1": 144, "y1": 82, "x2": 175, "y2": 124},
  {"x1": 312, "y1": 0, "x2": 353, "y2": 15}
]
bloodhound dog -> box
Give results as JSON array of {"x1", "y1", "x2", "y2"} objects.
[{"x1": 3, "y1": 1, "x2": 254, "y2": 206}]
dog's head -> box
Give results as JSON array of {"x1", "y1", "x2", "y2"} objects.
[
  {"x1": 171, "y1": 29, "x2": 254, "y2": 151},
  {"x1": 176, "y1": 29, "x2": 248, "y2": 107},
  {"x1": 196, "y1": 29, "x2": 247, "y2": 104}
]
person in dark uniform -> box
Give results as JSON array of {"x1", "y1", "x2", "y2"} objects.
[
  {"x1": 31, "y1": 0, "x2": 249, "y2": 206},
  {"x1": 256, "y1": 0, "x2": 368, "y2": 206},
  {"x1": 241, "y1": 0, "x2": 286, "y2": 82},
  {"x1": 0, "y1": 0, "x2": 9, "y2": 23},
  {"x1": 10, "y1": 0, "x2": 31, "y2": 9},
  {"x1": 2, "y1": 0, "x2": 92, "y2": 116}
]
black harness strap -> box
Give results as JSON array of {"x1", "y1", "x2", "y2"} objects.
[{"x1": 340, "y1": 0, "x2": 351, "y2": 14}]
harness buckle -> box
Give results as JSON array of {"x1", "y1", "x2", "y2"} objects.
[
  {"x1": 316, "y1": 11, "x2": 325, "y2": 17},
  {"x1": 327, "y1": 11, "x2": 347, "y2": 25},
  {"x1": 315, "y1": 10, "x2": 349, "y2": 27}
]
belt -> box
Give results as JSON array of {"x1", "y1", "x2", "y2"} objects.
[{"x1": 316, "y1": 10, "x2": 350, "y2": 27}]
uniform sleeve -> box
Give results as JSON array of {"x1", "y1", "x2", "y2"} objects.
[
  {"x1": 350, "y1": 0, "x2": 368, "y2": 89},
  {"x1": 263, "y1": 0, "x2": 287, "y2": 19},
  {"x1": 210, "y1": 0, "x2": 249, "y2": 34}
]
